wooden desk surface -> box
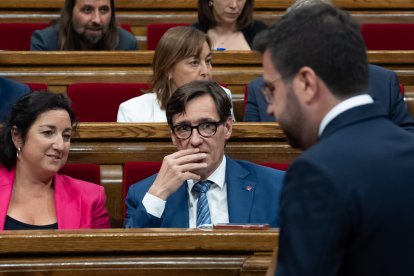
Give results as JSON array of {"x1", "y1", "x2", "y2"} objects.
[{"x1": 0, "y1": 228, "x2": 279, "y2": 275}]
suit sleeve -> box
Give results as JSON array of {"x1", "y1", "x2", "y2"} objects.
[
  {"x1": 244, "y1": 80, "x2": 261, "y2": 121},
  {"x1": 124, "y1": 184, "x2": 163, "y2": 228},
  {"x1": 30, "y1": 30, "x2": 49, "y2": 51},
  {"x1": 276, "y1": 160, "x2": 354, "y2": 276},
  {"x1": 388, "y1": 72, "x2": 414, "y2": 132},
  {"x1": 92, "y1": 186, "x2": 111, "y2": 229}
]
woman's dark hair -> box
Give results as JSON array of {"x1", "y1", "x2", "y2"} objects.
[
  {"x1": 0, "y1": 92, "x2": 77, "y2": 170},
  {"x1": 198, "y1": 0, "x2": 254, "y2": 30},
  {"x1": 58, "y1": 0, "x2": 118, "y2": 50}
]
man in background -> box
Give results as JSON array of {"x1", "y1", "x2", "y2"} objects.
[
  {"x1": 30, "y1": 0, "x2": 137, "y2": 50},
  {"x1": 125, "y1": 81, "x2": 284, "y2": 228},
  {"x1": 255, "y1": 4, "x2": 414, "y2": 275}
]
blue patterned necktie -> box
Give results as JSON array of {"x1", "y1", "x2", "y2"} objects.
[{"x1": 192, "y1": 180, "x2": 213, "y2": 227}]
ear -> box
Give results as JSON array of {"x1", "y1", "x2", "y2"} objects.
[
  {"x1": 170, "y1": 130, "x2": 178, "y2": 147},
  {"x1": 293, "y1": 66, "x2": 319, "y2": 105},
  {"x1": 11, "y1": 126, "x2": 23, "y2": 149},
  {"x1": 223, "y1": 117, "x2": 233, "y2": 141}
]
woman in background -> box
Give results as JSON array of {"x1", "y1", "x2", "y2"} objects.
[
  {"x1": 193, "y1": 0, "x2": 267, "y2": 50},
  {"x1": 117, "y1": 26, "x2": 233, "y2": 122},
  {"x1": 0, "y1": 92, "x2": 110, "y2": 230}
]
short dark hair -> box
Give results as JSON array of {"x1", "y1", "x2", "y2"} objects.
[
  {"x1": 0, "y1": 92, "x2": 77, "y2": 170},
  {"x1": 166, "y1": 80, "x2": 232, "y2": 126},
  {"x1": 58, "y1": 0, "x2": 118, "y2": 50},
  {"x1": 254, "y1": 4, "x2": 368, "y2": 98},
  {"x1": 198, "y1": 0, "x2": 254, "y2": 30}
]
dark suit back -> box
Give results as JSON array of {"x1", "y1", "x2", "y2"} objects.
[{"x1": 276, "y1": 103, "x2": 414, "y2": 276}]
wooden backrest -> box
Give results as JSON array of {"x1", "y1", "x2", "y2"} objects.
[
  {"x1": 0, "y1": 228, "x2": 279, "y2": 275},
  {"x1": 1, "y1": 51, "x2": 414, "y2": 121}
]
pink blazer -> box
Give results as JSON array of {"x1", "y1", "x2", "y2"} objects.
[{"x1": 0, "y1": 166, "x2": 111, "y2": 230}]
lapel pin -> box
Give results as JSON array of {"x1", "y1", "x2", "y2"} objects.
[{"x1": 244, "y1": 185, "x2": 253, "y2": 191}]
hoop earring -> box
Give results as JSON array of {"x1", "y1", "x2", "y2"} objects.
[
  {"x1": 208, "y1": 0, "x2": 213, "y2": 7},
  {"x1": 16, "y1": 147, "x2": 21, "y2": 158}
]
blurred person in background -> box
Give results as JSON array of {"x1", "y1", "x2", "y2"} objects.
[
  {"x1": 31, "y1": 0, "x2": 136, "y2": 50},
  {"x1": 193, "y1": 0, "x2": 267, "y2": 50},
  {"x1": 117, "y1": 27, "x2": 234, "y2": 122}
]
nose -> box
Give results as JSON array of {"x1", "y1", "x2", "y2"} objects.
[
  {"x1": 52, "y1": 135, "x2": 65, "y2": 151},
  {"x1": 199, "y1": 62, "x2": 210, "y2": 79},
  {"x1": 229, "y1": 0, "x2": 237, "y2": 8},
  {"x1": 91, "y1": 10, "x2": 102, "y2": 25},
  {"x1": 189, "y1": 128, "x2": 203, "y2": 148}
]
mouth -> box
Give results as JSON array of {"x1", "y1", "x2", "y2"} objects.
[
  {"x1": 225, "y1": 13, "x2": 239, "y2": 17},
  {"x1": 86, "y1": 28, "x2": 103, "y2": 33},
  {"x1": 46, "y1": 154, "x2": 62, "y2": 160}
]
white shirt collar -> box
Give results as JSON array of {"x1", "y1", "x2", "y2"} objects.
[
  {"x1": 187, "y1": 155, "x2": 227, "y2": 191},
  {"x1": 318, "y1": 94, "x2": 374, "y2": 137}
]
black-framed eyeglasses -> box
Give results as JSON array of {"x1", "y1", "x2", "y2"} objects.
[
  {"x1": 171, "y1": 121, "x2": 225, "y2": 140},
  {"x1": 261, "y1": 77, "x2": 282, "y2": 104}
]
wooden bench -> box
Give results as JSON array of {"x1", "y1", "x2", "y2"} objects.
[
  {"x1": 0, "y1": 228, "x2": 279, "y2": 275},
  {"x1": 69, "y1": 122, "x2": 298, "y2": 227},
  {"x1": 0, "y1": 50, "x2": 413, "y2": 121},
  {"x1": 1, "y1": 0, "x2": 413, "y2": 49}
]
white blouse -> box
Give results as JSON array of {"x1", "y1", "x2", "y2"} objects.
[{"x1": 117, "y1": 87, "x2": 234, "y2": 122}]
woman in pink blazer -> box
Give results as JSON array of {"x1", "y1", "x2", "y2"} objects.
[{"x1": 0, "y1": 92, "x2": 110, "y2": 230}]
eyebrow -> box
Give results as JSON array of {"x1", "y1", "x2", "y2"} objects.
[
  {"x1": 39, "y1": 125, "x2": 72, "y2": 131},
  {"x1": 174, "y1": 118, "x2": 217, "y2": 125}
]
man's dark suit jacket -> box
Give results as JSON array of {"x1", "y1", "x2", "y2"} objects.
[
  {"x1": 276, "y1": 103, "x2": 414, "y2": 276},
  {"x1": 30, "y1": 24, "x2": 137, "y2": 50},
  {"x1": 244, "y1": 64, "x2": 414, "y2": 132},
  {"x1": 0, "y1": 77, "x2": 29, "y2": 122},
  {"x1": 124, "y1": 157, "x2": 285, "y2": 228}
]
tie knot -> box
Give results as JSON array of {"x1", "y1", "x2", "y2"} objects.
[{"x1": 192, "y1": 180, "x2": 212, "y2": 195}]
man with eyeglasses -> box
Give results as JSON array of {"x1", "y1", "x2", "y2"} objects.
[
  {"x1": 124, "y1": 80, "x2": 285, "y2": 228},
  {"x1": 255, "y1": 4, "x2": 414, "y2": 276}
]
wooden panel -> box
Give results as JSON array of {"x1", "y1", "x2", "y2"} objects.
[
  {"x1": 0, "y1": 0, "x2": 413, "y2": 28},
  {"x1": 1, "y1": 50, "x2": 414, "y2": 120},
  {"x1": 0, "y1": 229, "x2": 278, "y2": 275},
  {"x1": 1, "y1": 50, "x2": 414, "y2": 88},
  {"x1": 69, "y1": 123, "x2": 298, "y2": 164},
  {"x1": 0, "y1": 0, "x2": 412, "y2": 10}
]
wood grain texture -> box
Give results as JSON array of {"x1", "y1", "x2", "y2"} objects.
[
  {"x1": 1, "y1": 51, "x2": 414, "y2": 88},
  {"x1": 1, "y1": 51, "x2": 413, "y2": 120},
  {"x1": 0, "y1": 229, "x2": 278, "y2": 275},
  {"x1": 0, "y1": 0, "x2": 412, "y2": 9},
  {"x1": 68, "y1": 123, "x2": 299, "y2": 164}
]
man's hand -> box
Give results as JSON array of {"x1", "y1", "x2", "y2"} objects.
[{"x1": 148, "y1": 148, "x2": 207, "y2": 200}]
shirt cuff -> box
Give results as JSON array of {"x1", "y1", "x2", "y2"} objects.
[{"x1": 142, "y1": 192, "x2": 166, "y2": 218}]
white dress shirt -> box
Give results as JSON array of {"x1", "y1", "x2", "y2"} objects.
[
  {"x1": 318, "y1": 94, "x2": 374, "y2": 137},
  {"x1": 142, "y1": 156, "x2": 230, "y2": 228}
]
